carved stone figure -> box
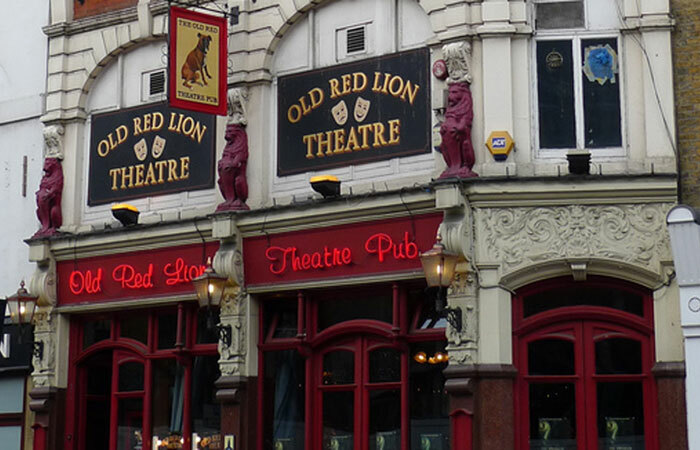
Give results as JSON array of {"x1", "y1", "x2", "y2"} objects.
[
  {"x1": 33, "y1": 157, "x2": 64, "y2": 238},
  {"x1": 439, "y1": 42, "x2": 477, "y2": 179},
  {"x1": 43, "y1": 125, "x2": 64, "y2": 159},
  {"x1": 439, "y1": 83, "x2": 477, "y2": 179},
  {"x1": 217, "y1": 88, "x2": 250, "y2": 212},
  {"x1": 216, "y1": 124, "x2": 249, "y2": 211}
]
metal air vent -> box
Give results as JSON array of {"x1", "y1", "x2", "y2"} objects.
[
  {"x1": 149, "y1": 70, "x2": 166, "y2": 96},
  {"x1": 346, "y1": 26, "x2": 366, "y2": 54}
]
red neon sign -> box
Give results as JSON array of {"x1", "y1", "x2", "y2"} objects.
[
  {"x1": 57, "y1": 243, "x2": 218, "y2": 305},
  {"x1": 244, "y1": 214, "x2": 442, "y2": 286}
]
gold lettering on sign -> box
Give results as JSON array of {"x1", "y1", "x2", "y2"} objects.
[{"x1": 304, "y1": 119, "x2": 401, "y2": 159}]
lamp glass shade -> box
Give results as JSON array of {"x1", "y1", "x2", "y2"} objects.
[
  {"x1": 6, "y1": 282, "x2": 38, "y2": 326},
  {"x1": 192, "y1": 266, "x2": 227, "y2": 308},
  {"x1": 420, "y1": 240, "x2": 458, "y2": 288}
]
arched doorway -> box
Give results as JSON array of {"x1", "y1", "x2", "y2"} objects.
[{"x1": 513, "y1": 277, "x2": 657, "y2": 450}]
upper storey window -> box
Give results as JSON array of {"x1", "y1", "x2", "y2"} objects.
[{"x1": 533, "y1": 0, "x2": 623, "y2": 153}]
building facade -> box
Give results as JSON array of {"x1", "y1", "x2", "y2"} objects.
[{"x1": 21, "y1": 0, "x2": 685, "y2": 450}]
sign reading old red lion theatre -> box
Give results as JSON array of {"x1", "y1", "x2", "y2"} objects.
[
  {"x1": 277, "y1": 48, "x2": 431, "y2": 175},
  {"x1": 244, "y1": 214, "x2": 442, "y2": 286},
  {"x1": 56, "y1": 243, "x2": 218, "y2": 305}
]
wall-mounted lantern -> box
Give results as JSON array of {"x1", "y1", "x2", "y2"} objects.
[
  {"x1": 192, "y1": 258, "x2": 232, "y2": 347},
  {"x1": 5, "y1": 281, "x2": 42, "y2": 359},
  {"x1": 419, "y1": 235, "x2": 463, "y2": 332}
]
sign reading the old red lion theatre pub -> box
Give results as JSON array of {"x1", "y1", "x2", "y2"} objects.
[
  {"x1": 88, "y1": 102, "x2": 215, "y2": 205},
  {"x1": 277, "y1": 48, "x2": 430, "y2": 175},
  {"x1": 244, "y1": 214, "x2": 441, "y2": 286}
]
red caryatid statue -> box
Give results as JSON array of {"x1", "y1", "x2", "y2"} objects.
[
  {"x1": 34, "y1": 125, "x2": 65, "y2": 238},
  {"x1": 216, "y1": 88, "x2": 250, "y2": 212},
  {"x1": 34, "y1": 157, "x2": 64, "y2": 238},
  {"x1": 439, "y1": 41, "x2": 478, "y2": 179}
]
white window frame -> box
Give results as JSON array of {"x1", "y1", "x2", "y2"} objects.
[{"x1": 532, "y1": 0, "x2": 627, "y2": 160}]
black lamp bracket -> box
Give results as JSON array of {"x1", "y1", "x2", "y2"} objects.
[
  {"x1": 217, "y1": 324, "x2": 232, "y2": 348},
  {"x1": 444, "y1": 306, "x2": 463, "y2": 333},
  {"x1": 428, "y1": 286, "x2": 464, "y2": 333}
]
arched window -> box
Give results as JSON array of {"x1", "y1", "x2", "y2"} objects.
[{"x1": 513, "y1": 277, "x2": 657, "y2": 450}]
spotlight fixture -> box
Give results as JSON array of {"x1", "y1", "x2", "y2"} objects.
[
  {"x1": 111, "y1": 203, "x2": 140, "y2": 226},
  {"x1": 310, "y1": 175, "x2": 341, "y2": 198}
]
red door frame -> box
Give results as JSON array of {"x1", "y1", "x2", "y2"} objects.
[
  {"x1": 258, "y1": 283, "x2": 448, "y2": 450},
  {"x1": 512, "y1": 277, "x2": 658, "y2": 450},
  {"x1": 64, "y1": 306, "x2": 218, "y2": 450}
]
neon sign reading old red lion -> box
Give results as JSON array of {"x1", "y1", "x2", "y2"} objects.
[
  {"x1": 265, "y1": 232, "x2": 419, "y2": 275},
  {"x1": 68, "y1": 257, "x2": 206, "y2": 295}
]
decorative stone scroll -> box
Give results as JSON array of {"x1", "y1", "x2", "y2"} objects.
[
  {"x1": 31, "y1": 308, "x2": 57, "y2": 388},
  {"x1": 480, "y1": 204, "x2": 674, "y2": 275},
  {"x1": 219, "y1": 288, "x2": 247, "y2": 376}
]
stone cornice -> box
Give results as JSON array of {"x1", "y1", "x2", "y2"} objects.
[{"x1": 43, "y1": 7, "x2": 139, "y2": 38}]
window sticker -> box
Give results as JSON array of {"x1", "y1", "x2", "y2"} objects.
[
  {"x1": 546, "y1": 50, "x2": 564, "y2": 71},
  {"x1": 582, "y1": 44, "x2": 618, "y2": 85}
]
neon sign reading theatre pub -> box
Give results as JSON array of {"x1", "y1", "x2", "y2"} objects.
[{"x1": 265, "y1": 232, "x2": 420, "y2": 275}]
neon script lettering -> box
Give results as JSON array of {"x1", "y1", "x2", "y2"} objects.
[
  {"x1": 364, "y1": 232, "x2": 419, "y2": 262},
  {"x1": 264, "y1": 231, "x2": 420, "y2": 275},
  {"x1": 69, "y1": 268, "x2": 104, "y2": 295},
  {"x1": 265, "y1": 246, "x2": 352, "y2": 275},
  {"x1": 163, "y1": 258, "x2": 206, "y2": 286},
  {"x1": 113, "y1": 264, "x2": 154, "y2": 289}
]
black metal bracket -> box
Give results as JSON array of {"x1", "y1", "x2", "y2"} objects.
[
  {"x1": 167, "y1": 0, "x2": 235, "y2": 20},
  {"x1": 217, "y1": 324, "x2": 232, "y2": 348},
  {"x1": 444, "y1": 306, "x2": 462, "y2": 333},
  {"x1": 33, "y1": 341, "x2": 44, "y2": 360}
]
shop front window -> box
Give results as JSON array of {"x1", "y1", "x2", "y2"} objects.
[
  {"x1": 260, "y1": 284, "x2": 448, "y2": 450},
  {"x1": 514, "y1": 277, "x2": 656, "y2": 450},
  {"x1": 67, "y1": 306, "x2": 220, "y2": 450}
]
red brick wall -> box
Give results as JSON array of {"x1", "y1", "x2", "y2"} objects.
[
  {"x1": 673, "y1": 0, "x2": 700, "y2": 206},
  {"x1": 74, "y1": 0, "x2": 138, "y2": 20}
]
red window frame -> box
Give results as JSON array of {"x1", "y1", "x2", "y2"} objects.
[
  {"x1": 513, "y1": 276, "x2": 658, "y2": 450},
  {"x1": 257, "y1": 282, "x2": 448, "y2": 450},
  {"x1": 63, "y1": 304, "x2": 218, "y2": 450}
]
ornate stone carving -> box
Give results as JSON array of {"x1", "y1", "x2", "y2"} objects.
[
  {"x1": 446, "y1": 271, "x2": 478, "y2": 365},
  {"x1": 219, "y1": 289, "x2": 247, "y2": 376},
  {"x1": 443, "y1": 41, "x2": 473, "y2": 85},
  {"x1": 439, "y1": 42, "x2": 477, "y2": 179},
  {"x1": 227, "y1": 87, "x2": 248, "y2": 126},
  {"x1": 480, "y1": 204, "x2": 674, "y2": 274},
  {"x1": 29, "y1": 259, "x2": 57, "y2": 307},
  {"x1": 213, "y1": 240, "x2": 244, "y2": 287},
  {"x1": 43, "y1": 124, "x2": 64, "y2": 159},
  {"x1": 31, "y1": 308, "x2": 56, "y2": 388}
]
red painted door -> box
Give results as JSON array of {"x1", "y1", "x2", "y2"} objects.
[{"x1": 314, "y1": 336, "x2": 406, "y2": 450}]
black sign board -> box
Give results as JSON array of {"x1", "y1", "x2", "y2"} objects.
[
  {"x1": 0, "y1": 299, "x2": 5, "y2": 338},
  {"x1": 0, "y1": 324, "x2": 32, "y2": 369},
  {"x1": 88, "y1": 102, "x2": 216, "y2": 205},
  {"x1": 277, "y1": 48, "x2": 430, "y2": 176}
]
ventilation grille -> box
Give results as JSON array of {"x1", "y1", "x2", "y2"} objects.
[
  {"x1": 149, "y1": 70, "x2": 166, "y2": 96},
  {"x1": 346, "y1": 26, "x2": 366, "y2": 54}
]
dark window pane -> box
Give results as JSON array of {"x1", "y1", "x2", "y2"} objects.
[
  {"x1": 413, "y1": 288, "x2": 446, "y2": 330},
  {"x1": 523, "y1": 286, "x2": 643, "y2": 317},
  {"x1": 157, "y1": 312, "x2": 178, "y2": 349},
  {"x1": 529, "y1": 383, "x2": 576, "y2": 449},
  {"x1": 83, "y1": 319, "x2": 111, "y2": 349},
  {"x1": 118, "y1": 361, "x2": 144, "y2": 392},
  {"x1": 264, "y1": 299, "x2": 298, "y2": 340},
  {"x1": 529, "y1": 339, "x2": 575, "y2": 375},
  {"x1": 409, "y1": 342, "x2": 449, "y2": 450},
  {"x1": 537, "y1": 40, "x2": 576, "y2": 149},
  {"x1": 597, "y1": 383, "x2": 645, "y2": 449},
  {"x1": 323, "y1": 350, "x2": 355, "y2": 385},
  {"x1": 152, "y1": 359, "x2": 183, "y2": 440},
  {"x1": 323, "y1": 391, "x2": 354, "y2": 450},
  {"x1": 536, "y1": 2, "x2": 585, "y2": 29},
  {"x1": 369, "y1": 348, "x2": 401, "y2": 383},
  {"x1": 263, "y1": 351, "x2": 305, "y2": 450},
  {"x1": 117, "y1": 398, "x2": 143, "y2": 450},
  {"x1": 582, "y1": 38, "x2": 622, "y2": 148},
  {"x1": 369, "y1": 390, "x2": 401, "y2": 450},
  {"x1": 119, "y1": 315, "x2": 148, "y2": 345},
  {"x1": 192, "y1": 356, "x2": 221, "y2": 440},
  {"x1": 85, "y1": 351, "x2": 112, "y2": 395},
  {"x1": 595, "y1": 338, "x2": 641, "y2": 374},
  {"x1": 318, "y1": 292, "x2": 393, "y2": 330}
]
